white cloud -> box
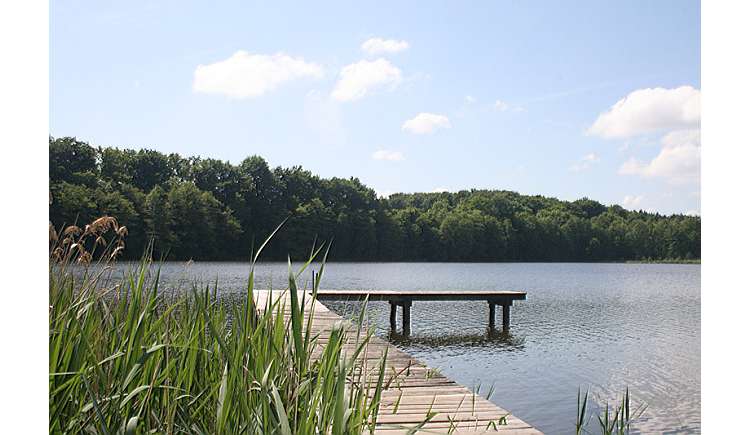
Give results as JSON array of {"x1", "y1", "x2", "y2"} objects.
[
  {"x1": 582, "y1": 153, "x2": 599, "y2": 162},
  {"x1": 493, "y1": 99, "x2": 524, "y2": 112},
  {"x1": 465, "y1": 95, "x2": 476, "y2": 104},
  {"x1": 402, "y1": 113, "x2": 451, "y2": 134},
  {"x1": 588, "y1": 86, "x2": 700, "y2": 138},
  {"x1": 570, "y1": 153, "x2": 600, "y2": 172},
  {"x1": 330, "y1": 58, "x2": 402, "y2": 102},
  {"x1": 494, "y1": 100, "x2": 510, "y2": 111},
  {"x1": 590, "y1": 86, "x2": 702, "y2": 193},
  {"x1": 618, "y1": 129, "x2": 700, "y2": 185},
  {"x1": 372, "y1": 149, "x2": 405, "y2": 161},
  {"x1": 361, "y1": 37, "x2": 410, "y2": 55},
  {"x1": 622, "y1": 195, "x2": 644, "y2": 209},
  {"x1": 193, "y1": 51, "x2": 323, "y2": 99}
]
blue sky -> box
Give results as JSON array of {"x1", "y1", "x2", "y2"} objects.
[{"x1": 50, "y1": 0, "x2": 700, "y2": 214}]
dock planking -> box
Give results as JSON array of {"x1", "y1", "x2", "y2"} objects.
[{"x1": 254, "y1": 290, "x2": 541, "y2": 434}]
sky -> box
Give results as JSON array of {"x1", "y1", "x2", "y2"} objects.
[{"x1": 50, "y1": 0, "x2": 701, "y2": 215}]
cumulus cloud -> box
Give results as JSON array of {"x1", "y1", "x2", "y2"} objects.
[
  {"x1": 590, "y1": 86, "x2": 702, "y2": 191},
  {"x1": 588, "y1": 86, "x2": 701, "y2": 138},
  {"x1": 402, "y1": 113, "x2": 451, "y2": 134},
  {"x1": 193, "y1": 51, "x2": 323, "y2": 99},
  {"x1": 330, "y1": 58, "x2": 402, "y2": 102},
  {"x1": 361, "y1": 37, "x2": 409, "y2": 55},
  {"x1": 570, "y1": 153, "x2": 600, "y2": 172},
  {"x1": 618, "y1": 129, "x2": 700, "y2": 185},
  {"x1": 372, "y1": 149, "x2": 405, "y2": 161},
  {"x1": 494, "y1": 100, "x2": 509, "y2": 111},
  {"x1": 465, "y1": 95, "x2": 476, "y2": 104},
  {"x1": 622, "y1": 195, "x2": 644, "y2": 209}
]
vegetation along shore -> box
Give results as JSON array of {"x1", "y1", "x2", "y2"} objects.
[
  {"x1": 49, "y1": 217, "x2": 647, "y2": 434},
  {"x1": 50, "y1": 136, "x2": 700, "y2": 263},
  {"x1": 50, "y1": 220, "x2": 390, "y2": 433}
]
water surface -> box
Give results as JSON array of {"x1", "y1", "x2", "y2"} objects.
[{"x1": 111, "y1": 262, "x2": 700, "y2": 434}]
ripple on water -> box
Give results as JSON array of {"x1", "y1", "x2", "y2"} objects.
[{"x1": 105, "y1": 261, "x2": 700, "y2": 434}]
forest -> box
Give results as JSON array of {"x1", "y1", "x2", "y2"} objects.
[{"x1": 49, "y1": 137, "x2": 700, "y2": 262}]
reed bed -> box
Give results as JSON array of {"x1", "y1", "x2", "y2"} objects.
[{"x1": 49, "y1": 220, "x2": 388, "y2": 434}]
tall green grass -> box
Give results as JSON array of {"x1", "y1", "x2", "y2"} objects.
[
  {"x1": 49, "y1": 221, "x2": 387, "y2": 434},
  {"x1": 576, "y1": 387, "x2": 646, "y2": 435}
]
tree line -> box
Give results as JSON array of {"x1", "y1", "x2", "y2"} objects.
[{"x1": 49, "y1": 137, "x2": 700, "y2": 262}]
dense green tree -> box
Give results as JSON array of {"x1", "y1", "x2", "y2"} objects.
[
  {"x1": 49, "y1": 137, "x2": 98, "y2": 187},
  {"x1": 164, "y1": 182, "x2": 241, "y2": 260},
  {"x1": 50, "y1": 181, "x2": 99, "y2": 227},
  {"x1": 143, "y1": 185, "x2": 175, "y2": 258},
  {"x1": 95, "y1": 188, "x2": 137, "y2": 230},
  {"x1": 48, "y1": 137, "x2": 701, "y2": 262},
  {"x1": 130, "y1": 149, "x2": 174, "y2": 192},
  {"x1": 98, "y1": 147, "x2": 135, "y2": 187}
]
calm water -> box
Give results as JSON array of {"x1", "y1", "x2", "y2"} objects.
[{"x1": 111, "y1": 262, "x2": 700, "y2": 434}]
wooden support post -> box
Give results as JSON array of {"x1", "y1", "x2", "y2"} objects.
[
  {"x1": 389, "y1": 301, "x2": 397, "y2": 331},
  {"x1": 502, "y1": 303, "x2": 511, "y2": 331},
  {"x1": 488, "y1": 302, "x2": 496, "y2": 330},
  {"x1": 402, "y1": 300, "x2": 412, "y2": 336}
]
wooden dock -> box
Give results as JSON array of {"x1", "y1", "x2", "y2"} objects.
[
  {"x1": 316, "y1": 289, "x2": 527, "y2": 336},
  {"x1": 254, "y1": 290, "x2": 541, "y2": 434}
]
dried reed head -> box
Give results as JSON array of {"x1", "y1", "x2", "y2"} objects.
[
  {"x1": 63, "y1": 225, "x2": 82, "y2": 237},
  {"x1": 87, "y1": 216, "x2": 119, "y2": 235},
  {"x1": 109, "y1": 246, "x2": 124, "y2": 261},
  {"x1": 49, "y1": 222, "x2": 58, "y2": 243},
  {"x1": 50, "y1": 215, "x2": 128, "y2": 264},
  {"x1": 77, "y1": 250, "x2": 92, "y2": 264}
]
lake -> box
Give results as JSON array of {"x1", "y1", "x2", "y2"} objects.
[{"x1": 110, "y1": 262, "x2": 700, "y2": 434}]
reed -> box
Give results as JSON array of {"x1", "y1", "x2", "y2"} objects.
[
  {"x1": 49, "y1": 220, "x2": 388, "y2": 434},
  {"x1": 576, "y1": 387, "x2": 647, "y2": 435}
]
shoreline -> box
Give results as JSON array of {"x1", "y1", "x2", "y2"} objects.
[{"x1": 111, "y1": 258, "x2": 702, "y2": 265}]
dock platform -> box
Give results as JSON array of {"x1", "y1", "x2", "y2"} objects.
[
  {"x1": 316, "y1": 289, "x2": 527, "y2": 336},
  {"x1": 254, "y1": 290, "x2": 541, "y2": 434}
]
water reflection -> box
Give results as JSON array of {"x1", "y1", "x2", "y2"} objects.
[{"x1": 387, "y1": 328, "x2": 525, "y2": 351}]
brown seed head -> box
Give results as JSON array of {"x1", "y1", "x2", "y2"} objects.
[
  {"x1": 90, "y1": 216, "x2": 119, "y2": 234},
  {"x1": 49, "y1": 222, "x2": 58, "y2": 243},
  {"x1": 63, "y1": 225, "x2": 82, "y2": 237}
]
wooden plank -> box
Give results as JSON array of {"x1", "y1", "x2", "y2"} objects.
[
  {"x1": 253, "y1": 290, "x2": 541, "y2": 434},
  {"x1": 316, "y1": 289, "x2": 527, "y2": 302}
]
